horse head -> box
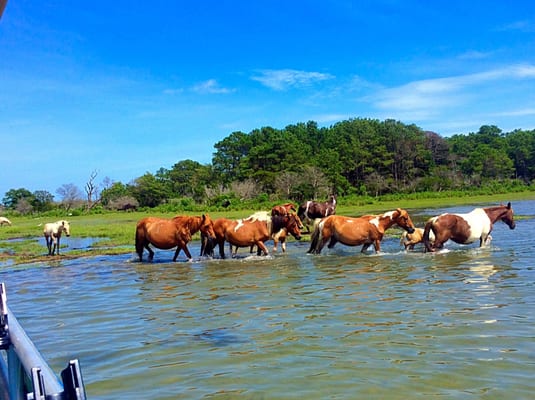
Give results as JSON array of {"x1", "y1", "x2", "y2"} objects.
[
  {"x1": 200, "y1": 214, "x2": 216, "y2": 240},
  {"x1": 61, "y1": 220, "x2": 71, "y2": 236},
  {"x1": 394, "y1": 208, "x2": 415, "y2": 234},
  {"x1": 282, "y1": 214, "x2": 302, "y2": 240},
  {"x1": 501, "y1": 202, "x2": 516, "y2": 230}
]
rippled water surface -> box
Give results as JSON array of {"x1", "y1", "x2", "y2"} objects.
[{"x1": 1, "y1": 201, "x2": 534, "y2": 399}]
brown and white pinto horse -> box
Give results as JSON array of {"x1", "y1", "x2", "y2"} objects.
[
  {"x1": 297, "y1": 195, "x2": 337, "y2": 232},
  {"x1": 423, "y1": 203, "x2": 515, "y2": 252},
  {"x1": 135, "y1": 214, "x2": 215, "y2": 262},
  {"x1": 308, "y1": 209, "x2": 415, "y2": 254},
  {"x1": 206, "y1": 212, "x2": 302, "y2": 258}
]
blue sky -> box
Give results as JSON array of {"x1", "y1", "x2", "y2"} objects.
[{"x1": 2, "y1": 1, "x2": 535, "y2": 201}]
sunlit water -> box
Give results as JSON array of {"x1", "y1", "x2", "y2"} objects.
[{"x1": 1, "y1": 201, "x2": 534, "y2": 399}]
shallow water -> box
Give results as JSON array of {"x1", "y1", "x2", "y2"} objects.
[{"x1": 1, "y1": 201, "x2": 534, "y2": 399}]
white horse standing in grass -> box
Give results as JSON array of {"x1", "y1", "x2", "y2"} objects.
[
  {"x1": 43, "y1": 220, "x2": 71, "y2": 255},
  {"x1": 0, "y1": 217, "x2": 11, "y2": 226}
]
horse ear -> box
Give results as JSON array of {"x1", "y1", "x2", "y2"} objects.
[{"x1": 507, "y1": 202, "x2": 511, "y2": 209}]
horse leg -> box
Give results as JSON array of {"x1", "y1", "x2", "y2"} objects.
[
  {"x1": 480, "y1": 234, "x2": 492, "y2": 247},
  {"x1": 373, "y1": 240, "x2": 381, "y2": 253},
  {"x1": 361, "y1": 243, "x2": 371, "y2": 253},
  {"x1": 256, "y1": 241, "x2": 269, "y2": 256},
  {"x1": 144, "y1": 243, "x2": 154, "y2": 261},
  {"x1": 174, "y1": 244, "x2": 192, "y2": 261},
  {"x1": 218, "y1": 241, "x2": 226, "y2": 259},
  {"x1": 56, "y1": 236, "x2": 61, "y2": 255},
  {"x1": 45, "y1": 236, "x2": 51, "y2": 255},
  {"x1": 229, "y1": 243, "x2": 236, "y2": 258},
  {"x1": 327, "y1": 237, "x2": 338, "y2": 249}
]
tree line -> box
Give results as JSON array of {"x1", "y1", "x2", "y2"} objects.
[{"x1": 3, "y1": 118, "x2": 535, "y2": 214}]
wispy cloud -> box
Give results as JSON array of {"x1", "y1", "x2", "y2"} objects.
[
  {"x1": 498, "y1": 20, "x2": 535, "y2": 32},
  {"x1": 368, "y1": 64, "x2": 535, "y2": 119},
  {"x1": 251, "y1": 69, "x2": 335, "y2": 91},
  {"x1": 163, "y1": 88, "x2": 184, "y2": 95},
  {"x1": 191, "y1": 79, "x2": 235, "y2": 94},
  {"x1": 457, "y1": 50, "x2": 493, "y2": 60}
]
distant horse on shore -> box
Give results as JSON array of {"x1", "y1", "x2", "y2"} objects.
[
  {"x1": 297, "y1": 195, "x2": 337, "y2": 232},
  {"x1": 0, "y1": 217, "x2": 11, "y2": 226},
  {"x1": 423, "y1": 203, "x2": 515, "y2": 252},
  {"x1": 43, "y1": 220, "x2": 71, "y2": 255},
  {"x1": 308, "y1": 209, "x2": 415, "y2": 254},
  {"x1": 135, "y1": 214, "x2": 215, "y2": 262}
]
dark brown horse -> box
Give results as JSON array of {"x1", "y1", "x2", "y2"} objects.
[
  {"x1": 297, "y1": 195, "x2": 337, "y2": 232},
  {"x1": 308, "y1": 209, "x2": 415, "y2": 254},
  {"x1": 205, "y1": 212, "x2": 302, "y2": 258},
  {"x1": 423, "y1": 203, "x2": 515, "y2": 252},
  {"x1": 135, "y1": 214, "x2": 215, "y2": 262}
]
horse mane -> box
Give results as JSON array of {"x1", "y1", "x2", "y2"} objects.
[{"x1": 270, "y1": 215, "x2": 286, "y2": 233}]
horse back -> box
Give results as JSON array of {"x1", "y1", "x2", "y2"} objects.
[
  {"x1": 225, "y1": 218, "x2": 269, "y2": 246},
  {"x1": 433, "y1": 213, "x2": 478, "y2": 244}
]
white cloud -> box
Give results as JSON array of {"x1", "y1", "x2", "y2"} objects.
[
  {"x1": 251, "y1": 69, "x2": 335, "y2": 91},
  {"x1": 191, "y1": 79, "x2": 234, "y2": 94}
]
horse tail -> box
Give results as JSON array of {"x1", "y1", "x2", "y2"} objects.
[
  {"x1": 135, "y1": 221, "x2": 145, "y2": 260},
  {"x1": 297, "y1": 204, "x2": 307, "y2": 221},
  {"x1": 307, "y1": 218, "x2": 323, "y2": 254},
  {"x1": 423, "y1": 219, "x2": 435, "y2": 253}
]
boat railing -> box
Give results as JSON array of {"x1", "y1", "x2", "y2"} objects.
[{"x1": 0, "y1": 282, "x2": 86, "y2": 400}]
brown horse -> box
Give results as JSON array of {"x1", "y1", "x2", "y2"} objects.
[
  {"x1": 423, "y1": 203, "x2": 515, "y2": 252},
  {"x1": 271, "y1": 203, "x2": 297, "y2": 216},
  {"x1": 400, "y1": 227, "x2": 435, "y2": 250},
  {"x1": 135, "y1": 214, "x2": 215, "y2": 262},
  {"x1": 205, "y1": 213, "x2": 302, "y2": 258},
  {"x1": 308, "y1": 209, "x2": 415, "y2": 254},
  {"x1": 298, "y1": 195, "x2": 337, "y2": 232}
]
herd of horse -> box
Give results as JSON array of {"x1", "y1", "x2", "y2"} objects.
[
  {"x1": 3, "y1": 196, "x2": 515, "y2": 261},
  {"x1": 133, "y1": 196, "x2": 516, "y2": 262}
]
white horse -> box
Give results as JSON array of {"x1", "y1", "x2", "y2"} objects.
[
  {"x1": 43, "y1": 220, "x2": 71, "y2": 255},
  {"x1": 0, "y1": 217, "x2": 11, "y2": 226}
]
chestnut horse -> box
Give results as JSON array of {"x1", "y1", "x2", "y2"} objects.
[
  {"x1": 297, "y1": 195, "x2": 337, "y2": 232},
  {"x1": 43, "y1": 220, "x2": 71, "y2": 255},
  {"x1": 135, "y1": 214, "x2": 215, "y2": 262},
  {"x1": 206, "y1": 213, "x2": 302, "y2": 258},
  {"x1": 423, "y1": 203, "x2": 515, "y2": 252},
  {"x1": 308, "y1": 208, "x2": 415, "y2": 254},
  {"x1": 271, "y1": 203, "x2": 297, "y2": 217},
  {"x1": 400, "y1": 228, "x2": 435, "y2": 250}
]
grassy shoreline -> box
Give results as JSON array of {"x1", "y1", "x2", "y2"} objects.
[{"x1": 1, "y1": 191, "x2": 534, "y2": 265}]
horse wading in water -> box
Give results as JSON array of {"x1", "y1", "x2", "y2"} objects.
[
  {"x1": 308, "y1": 209, "x2": 415, "y2": 254},
  {"x1": 297, "y1": 195, "x2": 337, "y2": 232},
  {"x1": 136, "y1": 214, "x2": 215, "y2": 262},
  {"x1": 400, "y1": 227, "x2": 435, "y2": 250},
  {"x1": 205, "y1": 212, "x2": 302, "y2": 258},
  {"x1": 43, "y1": 220, "x2": 71, "y2": 255},
  {"x1": 423, "y1": 203, "x2": 515, "y2": 252}
]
